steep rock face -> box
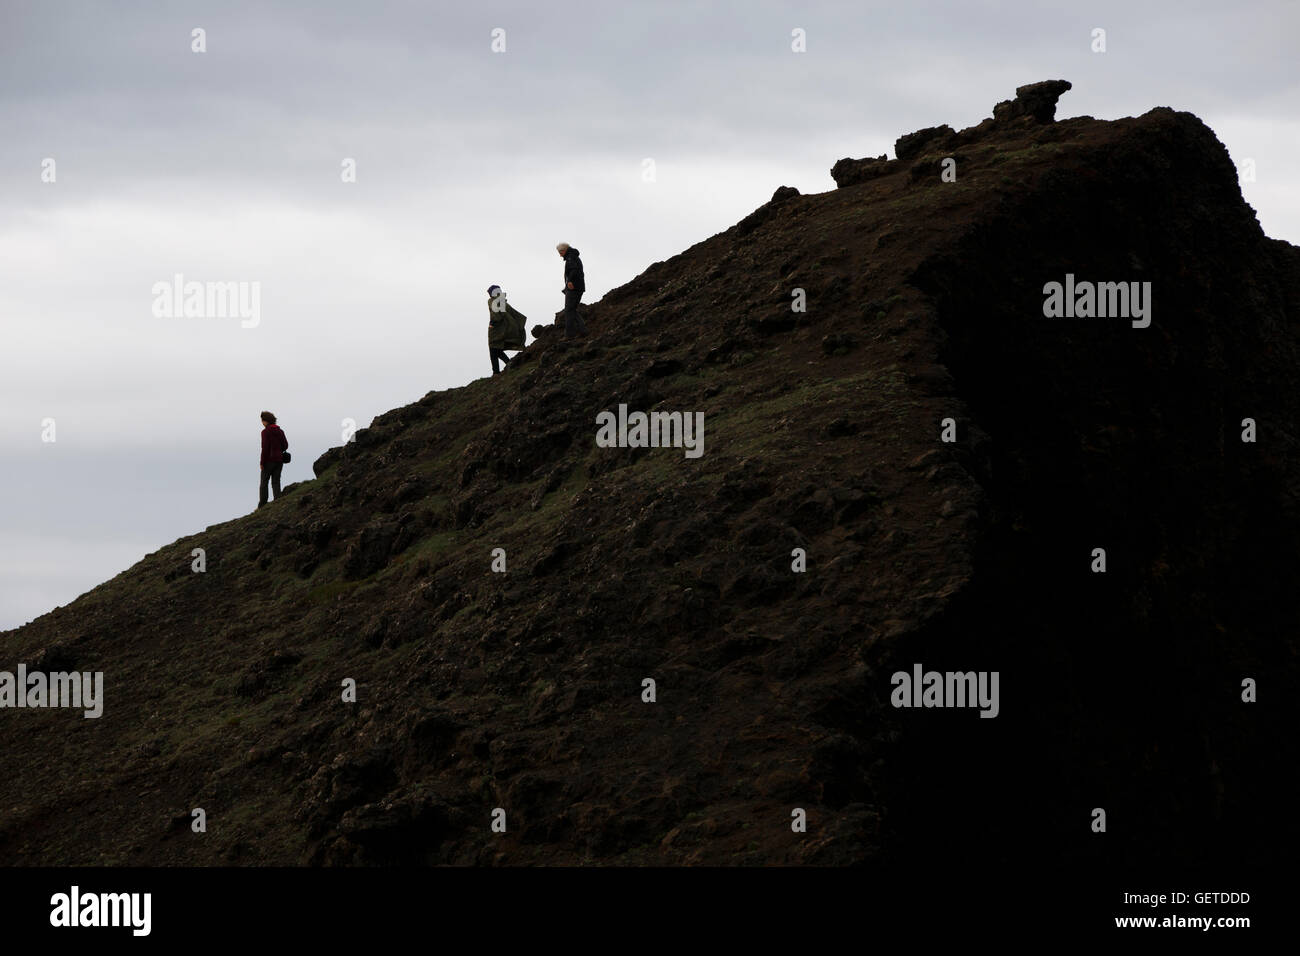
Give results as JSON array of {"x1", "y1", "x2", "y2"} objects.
[
  {"x1": 902, "y1": 105, "x2": 1300, "y2": 866},
  {"x1": 2, "y1": 84, "x2": 1295, "y2": 869}
]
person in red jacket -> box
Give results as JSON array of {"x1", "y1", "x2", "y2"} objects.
[{"x1": 259, "y1": 410, "x2": 289, "y2": 508}]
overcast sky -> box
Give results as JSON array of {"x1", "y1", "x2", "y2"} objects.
[{"x1": 1, "y1": 0, "x2": 1296, "y2": 630}]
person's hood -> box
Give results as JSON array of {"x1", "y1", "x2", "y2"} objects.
[{"x1": 565, "y1": 247, "x2": 580, "y2": 258}]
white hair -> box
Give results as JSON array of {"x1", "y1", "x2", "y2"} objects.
[{"x1": 556, "y1": 242, "x2": 570, "y2": 252}]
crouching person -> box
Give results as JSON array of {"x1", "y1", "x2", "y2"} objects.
[{"x1": 487, "y1": 284, "x2": 528, "y2": 374}]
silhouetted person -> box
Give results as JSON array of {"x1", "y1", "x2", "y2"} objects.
[
  {"x1": 557, "y1": 242, "x2": 587, "y2": 337},
  {"x1": 259, "y1": 410, "x2": 288, "y2": 508},
  {"x1": 487, "y1": 284, "x2": 527, "y2": 374}
]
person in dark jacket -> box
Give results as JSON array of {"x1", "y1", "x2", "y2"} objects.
[
  {"x1": 487, "y1": 284, "x2": 527, "y2": 374},
  {"x1": 259, "y1": 411, "x2": 289, "y2": 508},
  {"x1": 556, "y1": 242, "x2": 587, "y2": 337}
]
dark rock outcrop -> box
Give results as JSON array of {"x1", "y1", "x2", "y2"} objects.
[
  {"x1": 834, "y1": 81, "x2": 1075, "y2": 191},
  {"x1": 992, "y1": 79, "x2": 1073, "y2": 124},
  {"x1": 894, "y1": 124, "x2": 956, "y2": 161},
  {"x1": 830, "y1": 153, "x2": 894, "y2": 188}
]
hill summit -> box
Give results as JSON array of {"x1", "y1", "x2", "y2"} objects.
[{"x1": 4, "y1": 80, "x2": 1297, "y2": 868}]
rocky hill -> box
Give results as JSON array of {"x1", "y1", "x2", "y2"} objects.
[{"x1": 3, "y1": 81, "x2": 1297, "y2": 868}]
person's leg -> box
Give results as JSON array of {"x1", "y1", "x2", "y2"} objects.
[
  {"x1": 564, "y1": 290, "x2": 586, "y2": 337},
  {"x1": 574, "y1": 292, "x2": 587, "y2": 334},
  {"x1": 491, "y1": 347, "x2": 510, "y2": 373},
  {"x1": 270, "y1": 462, "x2": 283, "y2": 500},
  {"x1": 258, "y1": 466, "x2": 270, "y2": 508}
]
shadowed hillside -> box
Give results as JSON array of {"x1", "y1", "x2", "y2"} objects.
[{"x1": 3, "y1": 81, "x2": 1297, "y2": 868}]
